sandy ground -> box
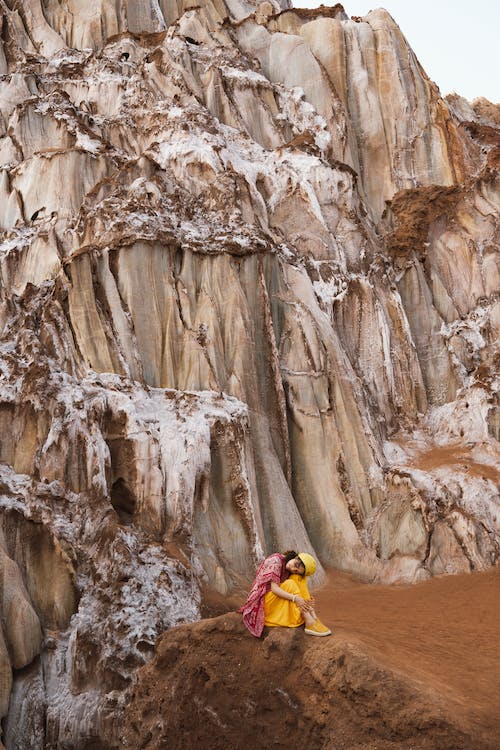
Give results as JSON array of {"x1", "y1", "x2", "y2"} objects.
[
  {"x1": 121, "y1": 567, "x2": 500, "y2": 750},
  {"x1": 313, "y1": 567, "x2": 500, "y2": 742}
]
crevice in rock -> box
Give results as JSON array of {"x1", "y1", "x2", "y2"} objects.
[
  {"x1": 259, "y1": 260, "x2": 292, "y2": 484},
  {"x1": 110, "y1": 477, "x2": 136, "y2": 526}
]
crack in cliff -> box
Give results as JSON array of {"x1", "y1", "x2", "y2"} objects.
[{"x1": 258, "y1": 260, "x2": 292, "y2": 484}]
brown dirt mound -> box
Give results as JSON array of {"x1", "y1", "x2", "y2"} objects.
[
  {"x1": 278, "y1": 4, "x2": 347, "y2": 21},
  {"x1": 119, "y1": 569, "x2": 500, "y2": 750},
  {"x1": 384, "y1": 185, "x2": 462, "y2": 257},
  {"x1": 409, "y1": 444, "x2": 500, "y2": 483},
  {"x1": 314, "y1": 568, "x2": 500, "y2": 746}
]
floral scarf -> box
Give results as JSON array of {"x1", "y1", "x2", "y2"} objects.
[{"x1": 239, "y1": 553, "x2": 286, "y2": 637}]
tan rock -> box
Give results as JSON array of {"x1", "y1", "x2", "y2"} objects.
[
  {"x1": 0, "y1": 511, "x2": 77, "y2": 630},
  {"x1": 0, "y1": 628, "x2": 12, "y2": 721},
  {"x1": 0, "y1": 0, "x2": 498, "y2": 743},
  {"x1": 427, "y1": 522, "x2": 470, "y2": 576},
  {"x1": 0, "y1": 551, "x2": 42, "y2": 670}
]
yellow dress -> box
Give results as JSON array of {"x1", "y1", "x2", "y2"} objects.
[{"x1": 263, "y1": 573, "x2": 311, "y2": 628}]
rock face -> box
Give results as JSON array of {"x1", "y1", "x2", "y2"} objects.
[{"x1": 0, "y1": 0, "x2": 498, "y2": 746}]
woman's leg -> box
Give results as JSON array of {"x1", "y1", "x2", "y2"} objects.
[
  {"x1": 288, "y1": 574, "x2": 316, "y2": 626},
  {"x1": 264, "y1": 579, "x2": 304, "y2": 627},
  {"x1": 289, "y1": 574, "x2": 331, "y2": 635},
  {"x1": 264, "y1": 577, "x2": 331, "y2": 634}
]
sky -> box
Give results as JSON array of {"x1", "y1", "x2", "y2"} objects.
[{"x1": 294, "y1": 0, "x2": 499, "y2": 103}]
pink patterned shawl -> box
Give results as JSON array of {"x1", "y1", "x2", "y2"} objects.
[{"x1": 239, "y1": 553, "x2": 286, "y2": 637}]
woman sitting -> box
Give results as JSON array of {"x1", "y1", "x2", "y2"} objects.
[{"x1": 239, "y1": 550, "x2": 332, "y2": 638}]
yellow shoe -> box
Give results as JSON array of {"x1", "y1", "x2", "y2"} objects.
[{"x1": 304, "y1": 619, "x2": 332, "y2": 637}]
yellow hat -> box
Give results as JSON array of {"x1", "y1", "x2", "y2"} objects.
[{"x1": 298, "y1": 552, "x2": 316, "y2": 576}]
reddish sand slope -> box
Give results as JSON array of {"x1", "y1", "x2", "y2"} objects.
[
  {"x1": 314, "y1": 568, "x2": 500, "y2": 744},
  {"x1": 120, "y1": 569, "x2": 500, "y2": 750}
]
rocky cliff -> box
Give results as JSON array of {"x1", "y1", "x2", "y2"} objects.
[{"x1": 0, "y1": 0, "x2": 498, "y2": 747}]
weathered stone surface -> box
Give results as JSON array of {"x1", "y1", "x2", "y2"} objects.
[
  {"x1": 0, "y1": 0, "x2": 498, "y2": 746},
  {"x1": 0, "y1": 549, "x2": 42, "y2": 669}
]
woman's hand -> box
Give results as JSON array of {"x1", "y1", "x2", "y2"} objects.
[{"x1": 295, "y1": 596, "x2": 313, "y2": 613}]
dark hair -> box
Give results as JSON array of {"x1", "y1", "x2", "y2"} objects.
[{"x1": 282, "y1": 549, "x2": 306, "y2": 576}]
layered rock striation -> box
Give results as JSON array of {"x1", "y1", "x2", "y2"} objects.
[{"x1": 0, "y1": 0, "x2": 498, "y2": 746}]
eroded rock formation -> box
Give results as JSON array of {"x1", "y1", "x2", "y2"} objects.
[{"x1": 0, "y1": 0, "x2": 498, "y2": 746}]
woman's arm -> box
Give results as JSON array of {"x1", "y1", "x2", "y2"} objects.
[
  {"x1": 269, "y1": 582, "x2": 313, "y2": 612},
  {"x1": 270, "y1": 581, "x2": 296, "y2": 600}
]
